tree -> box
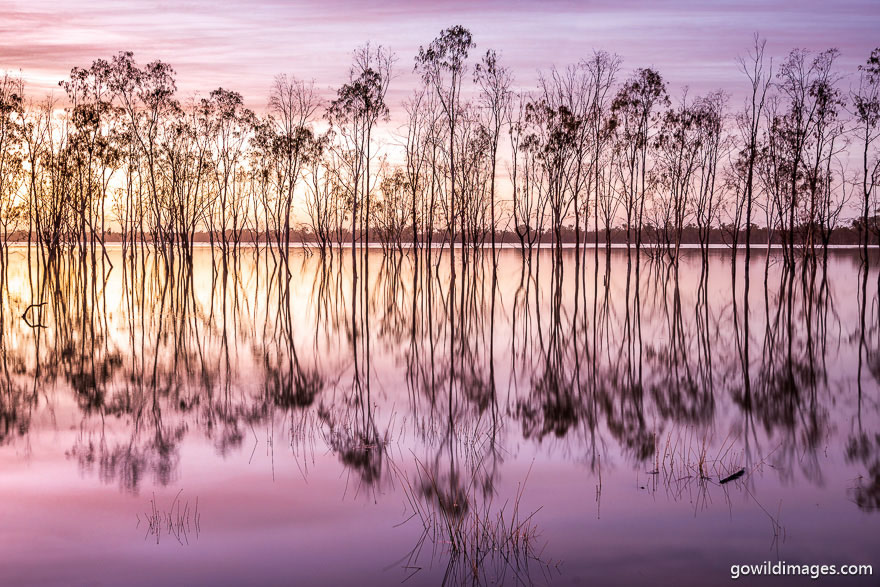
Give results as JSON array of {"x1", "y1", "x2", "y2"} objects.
[
  {"x1": 328, "y1": 43, "x2": 394, "y2": 254},
  {"x1": 0, "y1": 74, "x2": 25, "y2": 274},
  {"x1": 852, "y1": 48, "x2": 880, "y2": 261},
  {"x1": 611, "y1": 68, "x2": 669, "y2": 254},
  {"x1": 266, "y1": 74, "x2": 321, "y2": 259},
  {"x1": 734, "y1": 35, "x2": 772, "y2": 265},
  {"x1": 202, "y1": 88, "x2": 256, "y2": 254},
  {"x1": 773, "y1": 48, "x2": 842, "y2": 263},
  {"x1": 416, "y1": 25, "x2": 475, "y2": 270},
  {"x1": 474, "y1": 49, "x2": 513, "y2": 261},
  {"x1": 584, "y1": 51, "x2": 622, "y2": 254}
]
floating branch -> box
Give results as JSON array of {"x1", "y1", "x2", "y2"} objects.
[{"x1": 22, "y1": 302, "x2": 48, "y2": 329}]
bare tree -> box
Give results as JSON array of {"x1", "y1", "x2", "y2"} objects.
[
  {"x1": 266, "y1": 74, "x2": 321, "y2": 260},
  {"x1": 474, "y1": 50, "x2": 513, "y2": 261},
  {"x1": 852, "y1": 48, "x2": 880, "y2": 261},
  {"x1": 734, "y1": 35, "x2": 772, "y2": 266},
  {"x1": 773, "y1": 48, "x2": 842, "y2": 263},
  {"x1": 416, "y1": 25, "x2": 475, "y2": 272},
  {"x1": 584, "y1": 51, "x2": 622, "y2": 255}
]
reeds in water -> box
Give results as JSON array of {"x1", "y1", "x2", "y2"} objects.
[{"x1": 137, "y1": 489, "x2": 201, "y2": 545}]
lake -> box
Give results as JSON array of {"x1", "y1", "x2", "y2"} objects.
[{"x1": 0, "y1": 245, "x2": 877, "y2": 586}]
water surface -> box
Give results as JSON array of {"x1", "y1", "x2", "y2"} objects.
[{"x1": 0, "y1": 246, "x2": 877, "y2": 586}]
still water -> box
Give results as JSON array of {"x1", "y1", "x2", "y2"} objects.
[{"x1": 0, "y1": 246, "x2": 877, "y2": 586}]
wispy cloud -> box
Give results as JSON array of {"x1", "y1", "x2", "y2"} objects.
[{"x1": 1, "y1": 0, "x2": 877, "y2": 108}]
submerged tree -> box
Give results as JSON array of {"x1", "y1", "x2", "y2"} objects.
[
  {"x1": 733, "y1": 35, "x2": 772, "y2": 264},
  {"x1": 0, "y1": 37, "x2": 872, "y2": 269},
  {"x1": 0, "y1": 74, "x2": 24, "y2": 274},
  {"x1": 328, "y1": 43, "x2": 394, "y2": 254},
  {"x1": 415, "y1": 25, "x2": 475, "y2": 262},
  {"x1": 474, "y1": 49, "x2": 513, "y2": 260},
  {"x1": 852, "y1": 48, "x2": 880, "y2": 261},
  {"x1": 611, "y1": 67, "x2": 669, "y2": 254},
  {"x1": 263, "y1": 74, "x2": 321, "y2": 258}
]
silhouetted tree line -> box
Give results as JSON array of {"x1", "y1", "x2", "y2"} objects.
[{"x1": 0, "y1": 31, "x2": 876, "y2": 268}]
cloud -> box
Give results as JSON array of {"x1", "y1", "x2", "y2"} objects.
[{"x1": 1, "y1": 0, "x2": 877, "y2": 109}]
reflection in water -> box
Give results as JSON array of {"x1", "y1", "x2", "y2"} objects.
[{"x1": 0, "y1": 245, "x2": 878, "y2": 585}]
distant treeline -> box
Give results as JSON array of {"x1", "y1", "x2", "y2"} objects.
[
  {"x1": 0, "y1": 27, "x2": 878, "y2": 269},
  {"x1": 3, "y1": 222, "x2": 877, "y2": 246}
]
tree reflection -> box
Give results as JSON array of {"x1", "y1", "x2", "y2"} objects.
[{"x1": 0, "y1": 245, "x2": 874, "y2": 525}]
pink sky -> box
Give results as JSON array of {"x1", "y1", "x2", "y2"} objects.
[{"x1": 2, "y1": 0, "x2": 878, "y2": 110}]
